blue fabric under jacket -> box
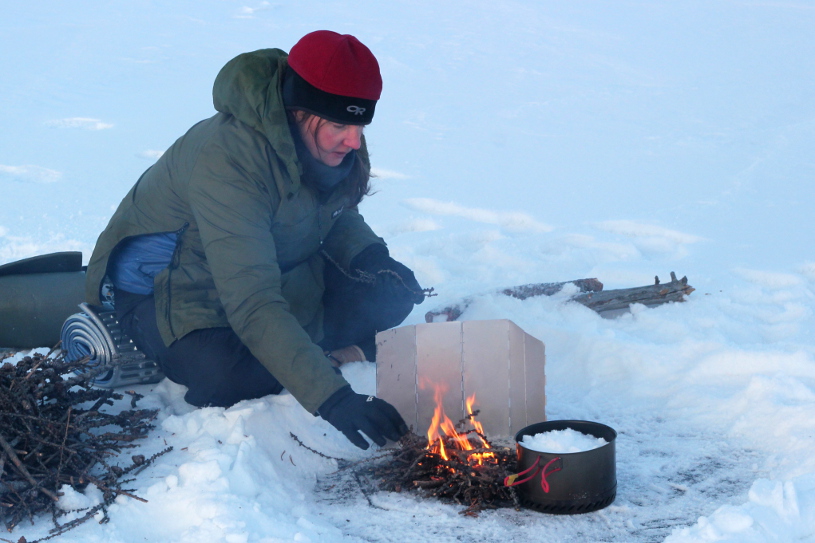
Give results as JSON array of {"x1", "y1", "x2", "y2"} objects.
[{"x1": 108, "y1": 232, "x2": 178, "y2": 294}]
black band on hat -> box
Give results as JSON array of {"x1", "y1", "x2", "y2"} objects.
[{"x1": 283, "y1": 68, "x2": 376, "y2": 125}]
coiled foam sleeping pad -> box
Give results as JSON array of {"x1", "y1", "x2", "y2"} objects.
[{"x1": 60, "y1": 302, "x2": 163, "y2": 388}]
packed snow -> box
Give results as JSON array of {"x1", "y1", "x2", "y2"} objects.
[
  {"x1": 2, "y1": 1, "x2": 815, "y2": 542},
  {"x1": 520, "y1": 429, "x2": 609, "y2": 454}
]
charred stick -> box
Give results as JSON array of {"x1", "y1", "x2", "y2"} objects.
[{"x1": 412, "y1": 478, "x2": 445, "y2": 489}]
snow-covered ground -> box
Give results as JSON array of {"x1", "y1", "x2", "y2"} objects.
[{"x1": 2, "y1": 1, "x2": 815, "y2": 541}]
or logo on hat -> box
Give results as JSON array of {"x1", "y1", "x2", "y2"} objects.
[{"x1": 346, "y1": 105, "x2": 366, "y2": 116}]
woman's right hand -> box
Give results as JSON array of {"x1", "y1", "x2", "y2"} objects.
[{"x1": 318, "y1": 385, "x2": 409, "y2": 449}]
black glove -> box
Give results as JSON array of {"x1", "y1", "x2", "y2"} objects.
[
  {"x1": 351, "y1": 244, "x2": 426, "y2": 305},
  {"x1": 318, "y1": 385, "x2": 409, "y2": 449}
]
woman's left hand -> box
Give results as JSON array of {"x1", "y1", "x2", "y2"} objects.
[{"x1": 352, "y1": 245, "x2": 426, "y2": 305}]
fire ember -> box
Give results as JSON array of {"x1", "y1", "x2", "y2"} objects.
[{"x1": 368, "y1": 384, "x2": 519, "y2": 516}]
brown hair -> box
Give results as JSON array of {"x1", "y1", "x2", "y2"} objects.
[{"x1": 291, "y1": 112, "x2": 373, "y2": 206}]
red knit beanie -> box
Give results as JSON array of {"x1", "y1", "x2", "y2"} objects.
[{"x1": 283, "y1": 30, "x2": 382, "y2": 125}]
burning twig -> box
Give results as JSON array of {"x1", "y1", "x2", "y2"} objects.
[
  {"x1": 293, "y1": 385, "x2": 521, "y2": 516},
  {"x1": 366, "y1": 430, "x2": 519, "y2": 516},
  {"x1": 361, "y1": 387, "x2": 520, "y2": 516}
]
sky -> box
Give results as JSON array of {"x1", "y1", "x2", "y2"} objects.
[{"x1": 2, "y1": 1, "x2": 815, "y2": 542}]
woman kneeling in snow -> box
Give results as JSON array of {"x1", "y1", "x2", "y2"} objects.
[{"x1": 84, "y1": 31, "x2": 423, "y2": 450}]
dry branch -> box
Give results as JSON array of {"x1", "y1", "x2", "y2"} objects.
[{"x1": 0, "y1": 351, "x2": 170, "y2": 541}]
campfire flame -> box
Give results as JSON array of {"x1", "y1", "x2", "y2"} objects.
[{"x1": 423, "y1": 381, "x2": 495, "y2": 466}]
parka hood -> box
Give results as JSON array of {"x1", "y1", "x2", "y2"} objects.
[{"x1": 212, "y1": 48, "x2": 299, "y2": 183}]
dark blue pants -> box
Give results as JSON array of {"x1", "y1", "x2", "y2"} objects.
[{"x1": 114, "y1": 259, "x2": 413, "y2": 408}]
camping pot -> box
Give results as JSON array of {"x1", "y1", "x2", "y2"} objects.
[{"x1": 512, "y1": 420, "x2": 617, "y2": 514}]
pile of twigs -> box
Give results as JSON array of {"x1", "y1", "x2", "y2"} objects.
[
  {"x1": 365, "y1": 430, "x2": 520, "y2": 516},
  {"x1": 0, "y1": 349, "x2": 170, "y2": 542}
]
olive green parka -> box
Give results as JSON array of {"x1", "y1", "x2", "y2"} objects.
[{"x1": 85, "y1": 49, "x2": 385, "y2": 413}]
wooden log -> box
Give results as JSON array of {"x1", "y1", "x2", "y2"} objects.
[
  {"x1": 573, "y1": 272, "x2": 694, "y2": 314},
  {"x1": 499, "y1": 278, "x2": 604, "y2": 300},
  {"x1": 425, "y1": 273, "x2": 693, "y2": 322},
  {"x1": 425, "y1": 278, "x2": 603, "y2": 322}
]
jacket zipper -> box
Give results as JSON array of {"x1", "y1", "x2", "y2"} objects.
[{"x1": 318, "y1": 204, "x2": 324, "y2": 246}]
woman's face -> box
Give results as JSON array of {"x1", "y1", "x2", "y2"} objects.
[{"x1": 295, "y1": 111, "x2": 364, "y2": 167}]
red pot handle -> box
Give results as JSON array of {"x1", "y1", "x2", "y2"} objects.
[{"x1": 504, "y1": 455, "x2": 562, "y2": 493}]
